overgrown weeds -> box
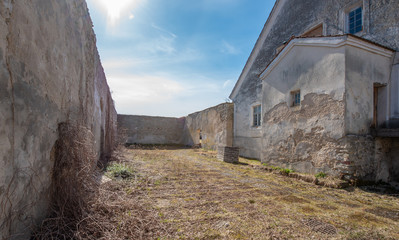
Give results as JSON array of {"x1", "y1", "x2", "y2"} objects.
[
  {"x1": 33, "y1": 126, "x2": 172, "y2": 239},
  {"x1": 33, "y1": 122, "x2": 98, "y2": 239}
]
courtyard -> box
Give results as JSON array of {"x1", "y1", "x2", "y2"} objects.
[{"x1": 90, "y1": 147, "x2": 399, "y2": 239}]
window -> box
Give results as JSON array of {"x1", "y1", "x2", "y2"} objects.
[
  {"x1": 292, "y1": 90, "x2": 300, "y2": 107},
  {"x1": 348, "y1": 7, "x2": 362, "y2": 34},
  {"x1": 253, "y1": 105, "x2": 261, "y2": 127}
]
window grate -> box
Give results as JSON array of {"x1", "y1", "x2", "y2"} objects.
[{"x1": 349, "y1": 7, "x2": 362, "y2": 34}]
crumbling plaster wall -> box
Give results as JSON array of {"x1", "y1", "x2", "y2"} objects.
[
  {"x1": 0, "y1": 1, "x2": 117, "y2": 239},
  {"x1": 117, "y1": 115, "x2": 186, "y2": 145},
  {"x1": 261, "y1": 43, "x2": 346, "y2": 175},
  {"x1": 260, "y1": 38, "x2": 394, "y2": 179},
  {"x1": 232, "y1": 0, "x2": 399, "y2": 159},
  {"x1": 343, "y1": 45, "x2": 394, "y2": 180},
  {"x1": 184, "y1": 103, "x2": 234, "y2": 150}
]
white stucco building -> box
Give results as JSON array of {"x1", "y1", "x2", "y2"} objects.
[{"x1": 230, "y1": 0, "x2": 399, "y2": 182}]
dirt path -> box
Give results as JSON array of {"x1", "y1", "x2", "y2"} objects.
[{"x1": 101, "y1": 147, "x2": 399, "y2": 239}]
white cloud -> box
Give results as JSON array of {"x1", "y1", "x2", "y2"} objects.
[
  {"x1": 129, "y1": 13, "x2": 135, "y2": 20},
  {"x1": 101, "y1": 48, "x2": 204, "y2": 74},
  {"x1": 106, "y1": 73, "x2": 231, "y2": 117},
  {"x1": 220, "y1": 40, "x2": 240, "y2": 55},
  {"x1": 223, "y1": 79, "x2": 233, "y2": 89},
  {"x1": 109, "y1": 75, "x2": 184, "y2": 104},
  {"x1": 151, "y1": 24, "x2": 177, "y2": 38}
]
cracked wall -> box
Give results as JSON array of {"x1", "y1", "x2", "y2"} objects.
[
  {"x1": 0, "y1": 1, "x2": 117, "y2": 239},
  {"x1": 118, "y1": 103, "x2": 234, "y2": 150},
  {"x1": 231, "y1": 0, "x2": 399, "y2": 159},
  {"x1": 183, "y1": 103, "x2": 234, "y2": 150},
  {"x1": 260, "y1": 37, "x2": 393, "y2": 179}
]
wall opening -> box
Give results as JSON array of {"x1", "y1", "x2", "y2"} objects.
[{"x1": 302, "y1": 23, "x2": 323, "y2": 37}]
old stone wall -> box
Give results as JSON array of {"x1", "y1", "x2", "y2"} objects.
[
  {"x1": 0, "y1": 1, "x2": 117, "y2": 239},
  {"x1": 118, "y1": 103, "x2": 234, "y2": 150},
  {"x1": 183, "y1": 103, "x2": 234, "y2": 150},
  {"x1": 231, "y1": 0, "x2": 399, "y2": 160},
  {"x1": 375, "y1": 138, "x2": 399, "y2": 183},
  {"x1": 260, "y1": 38, "x2": 346, "y2": 175},
  {"x1": 217, "y1": 147, "x2": 239, "y2": 163},
  {"x1": 117, "y1": 115, "x2": 186, "y2": 145},
  {"x1": 262, "y1": 93, "x2": 346, "y2": 175},
  {"x1": 259, "y1": 36, "x2": 393, "y2": 179}
]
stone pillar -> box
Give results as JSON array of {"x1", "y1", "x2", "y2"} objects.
[{"x1": 217, "y1": 146, "x2": 239, "y2": 163}]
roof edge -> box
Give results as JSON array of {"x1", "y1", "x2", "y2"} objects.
[
  {"x1": 259, "y1": 34, "x2": 395, "y2": 80},
  {"x1": 229, "y1": 0, "x2": 286, "y2": 100}
]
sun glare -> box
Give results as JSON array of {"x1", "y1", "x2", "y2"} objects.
[{"x1": 97, "y1": 0, "x2": 140, "y2": 24}]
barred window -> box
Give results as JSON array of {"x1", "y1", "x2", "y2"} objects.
[{"x1": 348, "y1": 7, "x2": 362, "y2": 34}]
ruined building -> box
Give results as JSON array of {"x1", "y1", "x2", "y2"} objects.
[
  {"x1": 0, "y1": 1, "x2": 117, "y2": 238},
  {"x1": 230, "y1": 0, "x2": 399, "y2": 181}
]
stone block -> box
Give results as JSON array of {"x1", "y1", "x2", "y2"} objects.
[{"x1": 217, "y1": 146, "x2": 239, "y2": 163}]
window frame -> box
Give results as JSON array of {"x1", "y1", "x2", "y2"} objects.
[
  {"x1": 291, "y1": 90, "x2": 301, "y2": 107},
  {"x1": 347, "y1": 6, "x2": 363, "y2": 34},
  {"x1": 252, "y1": 105, "x2": 261, "y2": 127},
  {"x1": 340, "y1": 1, "x2": 369, "y2": 36}
]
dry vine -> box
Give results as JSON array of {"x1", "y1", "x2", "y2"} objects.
[
  {"x1": 33, "y1": 123, "x2": 171, "y2": 239},
  {"x1": 33, "y1": 122, "x2": 98, "y2": 239}
]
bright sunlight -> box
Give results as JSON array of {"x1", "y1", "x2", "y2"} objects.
[{"x1": 96, "y1": 0, "x2": 141, "y2": 25}]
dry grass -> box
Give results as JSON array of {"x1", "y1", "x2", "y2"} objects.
[
  {"x1": 114, "y1": 147, "x2": 399, "y2": 239},
  {"x1": 34, "y1": 135, "x2": 172, "y2": 240},
  {"x1": 35, "y1": 145, "x2": 399, "y2": 239}
]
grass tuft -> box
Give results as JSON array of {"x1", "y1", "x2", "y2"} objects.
[
  {"x1": 315, "y1": 172, "x2": 327, "y2": 178},
  {"x1": 106, "y1": 163, "x2": 135, "y2": 180}
]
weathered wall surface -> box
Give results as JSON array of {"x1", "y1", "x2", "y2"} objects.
[
  {"x1": 391, "y1": 53, "x2": 399, "y2": 123},
  {"x1": 231, "y1": 0, "x2": 399, "y2": 160},
  {"x1": 375, "y1": 138, "x2": 399, "y2": 183},
  {"x1": 259, "y1": 36, "x2": 394, "y2": 179},
  {"x1": 345, "y1": 45, "x2": 393, "y2": 133},
  {"x1": 0, "y1": 1, "x2": 117, "y2": 239},
  {"x1": 184, "y1": 103, "x2": 234, "y2": 150},
  {"x1": 118, "y1": 103, "x2": 234, "y2": 150},
  {"x1": 118, "y1": 115, "x2": 186, "y2": 145},
  {"x1": 260, "y1": 40, "x2": 346, "y2": 174}
]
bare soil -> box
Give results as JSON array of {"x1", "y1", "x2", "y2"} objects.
[{"x1": 93, "y1": 147, "x2": 399, "y2": 239}]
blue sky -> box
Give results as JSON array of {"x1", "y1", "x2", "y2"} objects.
[{"x1": 86, "y1": 0, "x2": 274, "y2": 117}]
